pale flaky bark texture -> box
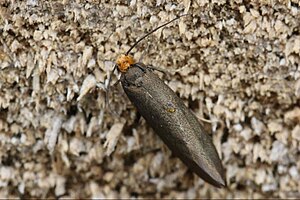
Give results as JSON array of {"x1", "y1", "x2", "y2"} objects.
[{"x1": 0, "y1": 0, "x2": 300, "y2": 198}]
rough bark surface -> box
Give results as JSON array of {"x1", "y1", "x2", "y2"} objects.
[{"x1": 0, "y1": 0, "x2": 299, "y2": 198}]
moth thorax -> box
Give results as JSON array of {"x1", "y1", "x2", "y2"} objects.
[{"x1": 116, "y1": 55, "x2": 135, "y2": 73}]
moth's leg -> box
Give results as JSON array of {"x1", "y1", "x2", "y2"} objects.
[
  {"x1": 133, "y1": 63, "x2": 146, "y2": 72},
  {"x1": 147, "y1": 65, "x2": 188, "y2": 74},
  {"x1": 146, "y1": 65, "x2": 167, "y2": 74},
  {"x1": 132, "y1": 111, "x2": 142, "y2": 127}
]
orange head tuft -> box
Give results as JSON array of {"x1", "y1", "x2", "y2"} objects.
[{"x1": 116, "y1": 55, "x2": 135, "y2": 73}]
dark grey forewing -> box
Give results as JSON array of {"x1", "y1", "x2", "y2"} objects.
[{"x1": 121, "y1": 64, "x2": 225, "y2": 188}]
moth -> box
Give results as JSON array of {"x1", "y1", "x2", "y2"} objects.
[{"x1": 109, "y1": 15, "x2": 226, "y2": 188}]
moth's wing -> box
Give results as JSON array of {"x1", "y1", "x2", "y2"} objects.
[{"x1": 121, "y1": 65, "x2": 225, "y2": 187}]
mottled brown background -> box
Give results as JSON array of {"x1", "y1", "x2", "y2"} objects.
[{"x1": 0, "y1": 0, "x2": 299, "y2": 198}]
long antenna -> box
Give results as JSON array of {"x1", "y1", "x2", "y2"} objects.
[
  {"x1": 125, "y1": 14, "x2": 188, "y2": 55},
  {"x1": 105, "y1": 14, "x2": 188, "y2": 114}
]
